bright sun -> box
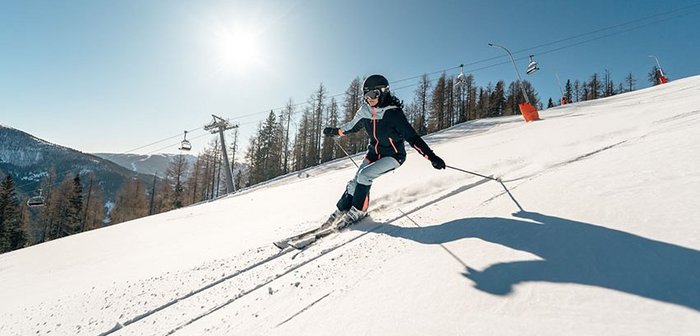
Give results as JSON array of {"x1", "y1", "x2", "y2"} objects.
[{"x1": 210, "y1": 24, "x2": 264, "y2": 74}]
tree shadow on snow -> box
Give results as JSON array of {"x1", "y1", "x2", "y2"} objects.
[{"x1": 373, "y1": 211, "x2": 700, "y2": 311}]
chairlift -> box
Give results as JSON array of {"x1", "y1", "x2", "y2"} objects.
[
  {"x1": 179, "y1": 130, "x2": 192, "y2": 151},
  {"x1": 454, "y1": 64, "x2": 466, "y2": 87},
  {"x1": 27, "y1": 189, "x2": 46, "y2": 207},
  {"x1": 526, "y1": 55, "x2": 540, "y2": 75}
]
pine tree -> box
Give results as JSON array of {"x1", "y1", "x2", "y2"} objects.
[
  {"x1": 565, "y1": 79, "x2": 573, "y2": 104},
  {"x1": 66, "y1": 174, "x2": 84, "y2": 235},
  {"x1": 1, "y1": 175, "x2": 28, "y2": 252},
  {"x1": 489, "y1": 81, "x2": 506, "y2": 117},
  {"x1": 625, "y1": 72, "x2": 636, "y2": 92},
  {"x1": 547, "y1": 98, "x2": 555, "y2": 108},
  {"x1": 521, "y1": 80, "x2": 540, "y2": 108},
  {"x1": 504, "y1": 80, "x2": 539, "y2": 115},
  {"x1": 246, "y1": 111, "x2": 284, "y2": 184},
  {"x1": 476, "y1": 86, "x2": 489, "y2": 119}
]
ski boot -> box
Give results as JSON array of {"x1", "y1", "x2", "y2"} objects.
[
  {"x1": 335, "y1": 206, "x2": 366, "y2": 229},
  {"x1": 321, "y1": 209, "x2": 346, "y2": 229}
]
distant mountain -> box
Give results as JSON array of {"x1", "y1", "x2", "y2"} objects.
[
  {"x1": 0, "y1": 125, "x2": 153, "y2": 202},
  {"x1": 93, "y1": 153, "x2": 197, "y2": 178}
]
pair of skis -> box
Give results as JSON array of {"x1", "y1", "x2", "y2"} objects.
[{"x1": 274, "y1": 212, "x2": 366, "y2": 250}]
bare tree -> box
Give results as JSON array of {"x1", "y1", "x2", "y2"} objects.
[
  {"x1": 110, "y1": 178, "x2": 149, "y2": 225},
  {"x1": 281, "y1": 99, "x2": 294, "y2": 174},
  {"x1": 412, "y1": 74, "x2": 431, "y2": 135},
  {"x1": 321, "y1": 98, "x2": 340, "y2": 162},
  {"x1": 428, "y1": 73, "x2": 447, "y2": 132},
  {"x1": 166, "y1": 154, "x2": 190, "y2": 209},
  {"x1": 341, "y1": 77, "x2": 366, "y2": 154}
]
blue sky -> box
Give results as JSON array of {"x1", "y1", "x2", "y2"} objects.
[{"x1": 1, "y1": 0, "x2": 699, "y2": 155}]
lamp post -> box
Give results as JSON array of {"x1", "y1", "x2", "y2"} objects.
[
  {"x1": 489, "y1": 43, "x2": 539, "y2": 121},
  {"x1": 489, "y1": 43, "x2": 530, "y2": 104},
  {"x1": 648, "y1": 55, "x2": 668, "y2": 84}
]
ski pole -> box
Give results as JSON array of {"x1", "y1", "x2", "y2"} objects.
[
  {"x1": 333, "y1": 137, "x2": 359, "y2": 168},
  {"x1": 446, "y1": 165, "x2": 524, "y2": 212},
  {"x1": 446, "y1": 165, "x2": 501, "y2": 181}
]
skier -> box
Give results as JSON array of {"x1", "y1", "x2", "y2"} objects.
[{"x1": 323, "y1": 74, "x2": 446, "y2": 227}]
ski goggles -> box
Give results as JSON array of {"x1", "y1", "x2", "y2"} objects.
[{"x1": 364, "y1": 88, "x2": 385, "y2": 100}]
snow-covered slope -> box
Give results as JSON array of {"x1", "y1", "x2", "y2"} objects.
[{"x1": 1, "y1": 76, "x2": 699, "y2": 336}]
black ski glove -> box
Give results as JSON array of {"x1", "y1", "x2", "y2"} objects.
[
  {"x1": 323, "y1": 127, "x2": 340, "y2": 137},
  {"x1": 428, "y1": 153, "x2": 446, "y2": 170}
]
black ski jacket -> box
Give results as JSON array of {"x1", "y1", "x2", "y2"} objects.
[{"x1": 338, "y1": 99, "x2": 436, "y2": 164}]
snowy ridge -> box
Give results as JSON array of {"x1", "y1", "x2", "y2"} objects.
[
  {"x1": 1, "y1": 75, "x2": 700, "y2": 335},
  {"x1": 92, "y1": 153, "x2": 198, "y2": 177}
]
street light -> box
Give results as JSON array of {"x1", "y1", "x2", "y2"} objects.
[
  {"x1": 489, "y1": 43, "x2": 539, "y2": 121},
  {"x1": 648, "y1": 55, "x2": 668, "y2": 84}
]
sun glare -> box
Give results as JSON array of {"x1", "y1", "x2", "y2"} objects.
[{"x1": 210, "y1": 24, "x2": 264, "y2": 74}]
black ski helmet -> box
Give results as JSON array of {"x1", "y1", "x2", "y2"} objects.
[{"x1": 362, "y1": 74, "x2": 389, "y2": 93}]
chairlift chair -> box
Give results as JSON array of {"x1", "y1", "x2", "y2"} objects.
[
  {"x1": 526, "y1": 55, "x2": 540, "y2": 75},
  {"x1": 454, "y1": 64, "x2": 466, "y2": 87},
  {"x1": 179, "y1": 130, "x2": 192, "y2": 151},
  {"x1": 27, "y1": 189, "x2": 46, "y2": 207}
]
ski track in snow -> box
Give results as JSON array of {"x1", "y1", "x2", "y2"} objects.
[
  {"x1": 103, "y1": 183, "x2": 492, "y2": 336},
  {"x1": 102, "y1": 221, "x2": 390, "y2": 335}
]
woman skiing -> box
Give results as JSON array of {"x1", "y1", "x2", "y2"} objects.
[{"x1": 323, "y1": 74, "x2": 446, "y2": 227}]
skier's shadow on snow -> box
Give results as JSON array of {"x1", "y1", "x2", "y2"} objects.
[{"x1": 374, "y1": 211, "x2": 700, "y2": 311}]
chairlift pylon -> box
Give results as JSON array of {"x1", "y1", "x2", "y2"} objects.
[
  {"x1": 526, "y1": 55, "x2": 540, "y2": 75},
  {"x1": 179, "y1": 130, "x2": 192, "y2": 151},
  {"x1": 27, "y1": 189, "x2": 46, "y2": 207}
]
